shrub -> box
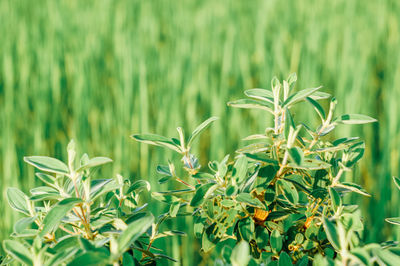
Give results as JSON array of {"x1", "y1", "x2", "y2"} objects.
[
  {"x1": 3, "y1": 74, "x2": 400, "y2": 265},
  {"x1": 2, "y1": 140, "x2": 181, "y2": 265},
  {"x1": 133, "y1": 74, "x2": 400, "y2": 265}
]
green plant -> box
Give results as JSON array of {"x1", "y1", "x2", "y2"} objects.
[
  {"x1": 2, "y1": 140, "x2": 182, "y2": 265},
  {"x1": 133, "y1": 74, "x2": 400, "y2": 265}
]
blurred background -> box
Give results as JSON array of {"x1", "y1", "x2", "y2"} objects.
[{"x1": 1, "y1": 0, "x2": 400, "y2": 264}]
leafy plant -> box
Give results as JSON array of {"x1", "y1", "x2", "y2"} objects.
[
  {"x1": 133, "y1": 74, "x2": 400, "y2": 265},
  {"x1": 2, "y1": 140, "x2": 182, "y2": 265}
]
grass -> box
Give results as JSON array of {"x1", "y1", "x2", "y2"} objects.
[{"x1": 0, "y1": 0, "x2": 399, "y2": 264}]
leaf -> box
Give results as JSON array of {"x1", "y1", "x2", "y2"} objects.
[
  {"x1": 244, "y1": 88, "x2": 274, "y2": 104},
  {"x1": 233, "y1": 155, "x2": 248, "y2": 184},
  {"x1": 393, "y1": 176, "x2": 400, "y2": 191},
  {"x1": 283, "y1": 86, "x2": 322, "y2": 107},
  {"x1": 306, "y1": 96, "x2": 326, "y2": 120},
  {"x1": 35, "y1": 173, "x2": 56, "y2": 186},
  {"x1": 236, "y1": 193, "x2": 264, "y2": 208},
  {"x1": 288, "y1": 158, "x2": 331, "y2": 170},
  {"x1": 333, "y1": 114, "x2": 377, "y2": 125},
  {"x1": 156, "y1": 165, "x2": 171, "y2": 176},
  {"x1": 277, "y1": 179, "x2": 299, "y2": 205},
  {"x1": 385, "y1": 217, "x2": 400, "y2": 225},
  {"x1": 127, "y1": 180, "x2": 151, "y2": 194},
  {"x1": 46, "y1": 248, "x2": 79, "y2": 266},
  {"x1": 3, "y1": 240, "x2": 33, "y2": 266},
  {"x1": 278, "y1": 252, "x2": 292, "y2": 266},
  {"x1": 230, "y1": 241, "x2": 250, "y2": 266},
  {"x1": 40, "y1": 197, "x2": 83, "y2": 237},
  {"x1": 24, "y1": 156, "x2": 69, "y2": 175},
  {"x1": 187, "y1": 117, "x2": 219, "y2": 147},
  {"x1": 336, "y1": 182, "x2": 371, "y2": 197},
  {"x1": 6, "y1": 187, "x2": 29, "y2": 215},
  {"x1": 192, "y1": 172, "x2": 214, "y2": 179},
  {"x1": 227, "y1": 99, "x2": 274, "y2": 113},
  {"x1": 284, "y1": 108, "x2": 295, "y2": 140},
  {"x1": 131, "y1": 134, "x2": 182, "y2": 153},
  {"x1": 67, "y1": 251, "x2": 110, "y2": 266},
  {"x1": 288, "y1": 147, "x2": 304, "y2": 166},
  {"x1": 322, "y1": 217, "x2": 340, "y2": 250},
  {"x1": 76, "y1": 157, "x2": 113, "y2": 172},
  {"x1": 329, "y1": 187, "x2": 342, "y2": 211},
  {"x1": 309, "y1": 91, "x2": 331, "y2": 100},
  {"x1": 13, "y1": 216, "x2": 37, "y2": 234},
  {"x1": 190, "y1": 183, "x2": 215, "y2": 207},
  {"x1": 374, "y1": 248, "x2": 400, "y2": 265},
  {"x1": 244, "y1": 153, "x2": 279, "y2": 165},
  {"x1": 169, "y1": 201, "x2": 180, "y2": 217},
  {"x1": 270, "y1": 229, "x2": 282, "y2": 253},
  {"x1": 117, "y1": 213, "x2": 154, "y2": 254}
]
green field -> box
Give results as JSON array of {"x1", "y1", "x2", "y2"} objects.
[{"x1": 1, "y1": 0, "x2": 400, "y2": 264}]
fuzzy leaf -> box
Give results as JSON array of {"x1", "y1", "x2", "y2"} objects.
[
  {"x1": 227, "y1": 99, "x2": 274, "y2": 113},
  {"x1": 322, "y1": 217, "x2": 340, "y2": 250},
  {"x1": 40, "y1": 197, "x2": 83, "y2": 237},
  {"x1": 333, "y1": 114, "x2": 377, "y2": 125},
  {"x1": 76, "y1": 157, "x2": 112, "y2": 172},
  {"x1": 7, "y1": 187, "x2": 29, "y2": 215},
  {"x1": 131, "y1": 134, "x2": 182, "y2": 153},
  {"x1": 3, "y1": 240, "x2": 33, "y2": 266},
  {"x1": 190, "y1": 183, "x2": 215, "y2": 207},
  {"x1": 187, "y1": 117, "x2": 218, "y2": 147},
  {"x1": 24, "y1": 156, "x2": 69, "y2": 175},
  {"x1": 283, "y1": 86, "x2": 322, "y2": 107},
  {"x1": 231, "y1": 241, "x2": 250, "y2": 266}
]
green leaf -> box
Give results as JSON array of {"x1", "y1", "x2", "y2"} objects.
[
  {"x1": 233, "y1": 155, "x2": 248, "y2": 184},
  {"x1": 127, "y1": 180, "x2": 151, "y2": 194},
  {"x1": 76, "y1": 157, "x2": 113, "y2": 172},
  {"x1": 283, "y1": 86, "x2": 322, "y2": 107},
  {"x1": 322, "y1": 217, "x2": 340, "y2": 250},
  {"x1": 40, "y1": 197, "x2": 83, "y2": 237},
  {"x1": 24, "y1": 156, "x2": 69, "y2": 175},
  {"x1": 6, "y1": 187, "x2": 29, "y2": 215},
  {"x1": 385, "y1": 217, "x2": 400, "y2": 225},
  {"x1": 336, "y1": 182, "x2": 370, "y2": 197},
  {"x1": 244, "y1": 88, "x2": 274, "y2": 104},
  {"x1": 270, "y1": 229, "x2": 282, "y2": 253},
  {"x1": 236, "y1": 193, "x2": 264, "y2": 208},
  {"x1": 244, "y1": 153, "x2": 279, "y2": 165},
  {"x1": 169, "y1": 201, "x2": 180, "y2": 217},
  {"x1": 329, "y1": 187, "x2": 341, "y2": 211},
  {"x1": 230, "y1": 241, "x2": 250, "y2": 266},
  {"x1": 67, "y1": 251, "x2": 110, "y2": 266},
  {"x1": 187, "y1": 117, "x2": 219, "y2": 147},
  {"x1": 35, "y1": 173, "x2": 56, "y2": 186},
  {"x1": 333, "y1": 114, "x2": 377, "y2": 125},
  {"x1": 277, "y1": 179, "x2": 299, "y2": 205},
  {"x1": 284, "y1": 108, "x2": 295, "y2": 140},
  {"x1": 374, "y1": 248, "x2": 400, "y2": 265},
  {"x1": 278, "y1": 252, "x2": 292, "y2": 266},
  {"x1": 156, "y1": 165, "x2": 171, "y2": 176},
  {"x1": 30, "y1": 186, "x2": 61, "y2": 201},
  {"x1": 117, "y1": 213, "x2": 154, "y2": 254},
  {"x1": 255, "y1": 226, "x2": 270, "y2": 248},
  {"x1": 3, "y1": 240, "x2": 33, "y2": 266},
  {"x1": 227, "y1": 99, "x2": 274, "y2": 113},
  {"x1": 393, "y1": 176, "x2": 400, "y2": 191},
  {"x1": 131, "y1": 134, "x2": 182, "y2": 153},
  {"x1": 122, "y1": 252, "x2": 135, "y2": 266},
  {"x1": 190, "y1": 183, "x2": 215, "y2": 207},
  {"x1": 13, "y1": 216, "x2": 37, "y2": 234},
  {"x1": 306, "y1": 96, "x2": 326, "y2": 120},
  {"x1": 288, "y1": 147, "x2": 304, "y2": 166},
  {"x1": 192, "y1": 172, "x2": 214, "y2": 179},
  {"x1": 46, "y1": 247, "x2": 79, "y2": 266},
  {"x1": 288, "y1": 158, "x2": 331, "y2": 170}
]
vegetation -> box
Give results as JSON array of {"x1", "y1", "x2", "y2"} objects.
[
  {"x1": 2, "y1": 140, "x2": 182, "y2": 265},
  {"x1": 1, "y1": 0, "x2": 400, "y2": 264},
  {"x1": 3, "y1": 75, "x2": 400, "y2": 265}
]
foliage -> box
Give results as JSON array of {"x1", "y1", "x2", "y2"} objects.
[
  {"x1": 2, "y1": 141, "x2": 182, "y2": 265},
  {"x1": 133, "y1": 74, "x2": 399, "y2": 265}
]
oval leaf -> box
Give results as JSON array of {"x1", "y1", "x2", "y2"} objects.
[{"x1": 24, "y1": 156, "x2": 69, "y2": 175}]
